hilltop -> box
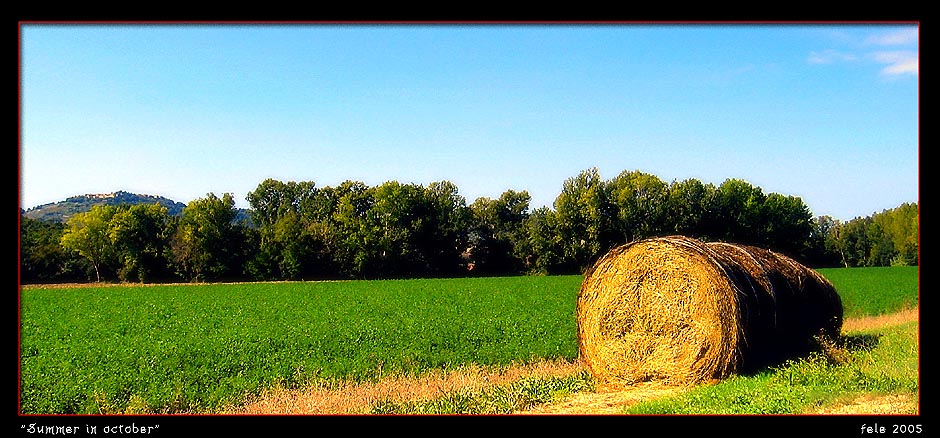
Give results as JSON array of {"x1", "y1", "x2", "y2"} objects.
[{"x1": 21, "y1": 191, "x2": 188, "y2": 223}]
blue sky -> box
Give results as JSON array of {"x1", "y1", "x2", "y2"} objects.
[{"x1": 19, "y1": 23, "x2": 918, "y2": 221}]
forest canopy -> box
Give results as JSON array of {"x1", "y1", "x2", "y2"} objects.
[{"x1": 20, "y1": 168, "x2": 919, "y2": 284}]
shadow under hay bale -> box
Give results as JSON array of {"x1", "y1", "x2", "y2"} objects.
[{"x1": 577, "y1": 235, "x2": 843, "y2": 386}]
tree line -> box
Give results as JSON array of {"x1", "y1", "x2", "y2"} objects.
[{"x1": 19, "y1": 168, "x2": 919, "y2": 284}]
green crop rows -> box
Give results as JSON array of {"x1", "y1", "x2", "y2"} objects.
[
  {"x1": 817, "y1": 266, "x2": 919, "y2": 318},
  {"x1": 20, "y1": 276, "x2": 583, "y2": 414}
]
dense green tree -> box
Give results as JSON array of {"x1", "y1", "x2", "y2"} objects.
[
  {"x1": 898, "y1": 205, "x2": 918, "y2": 266},
  {"x1": 301, "y1": 184, "x2": 344, "y2": 278},
  {"x1": 344, "y1": 180, "x2": 472, "y2": 278},
  {"x1": 663, "y1": 178, "x2": 713, "y2": 237},
  {"x1": 806, "y1": 215, "x2": 843, "y2": 268},
  {"x1": 707, "y1": 178, "x2": 767, "y2": 243},
  {"x1": 468, "y1": 197, "x2": 504, "y2": 274},
  {"x1": 875, "y1": 202, "x2": 919, "y2": 266},
  {"x1": 517, "y1": 206, "x2": 563, "y2": 275},
  {"x1": 245, "y1": 179, "x2": 323, "y2": 280},
  {"x1": 607, "y1": 170, "x2": 668, "y2": 243},
  {"x1": 468, "y1": 189, "x2": 531, "y2": 275},
  {"x1": 866, "y1": 221, "x2": 896, "y2": 267},
  {"x1": 329, "y1": 180, "x2": 377, "y2": 278},
  {"x1": 758, "y1": 192, "x2": 815, "y2": 260},
  {"x1": 282, "y1": 211, "x2": 324, "y2": 279},
  {"x1": 20, "y1": 217, "x2": 86, "y2": 282},
  {"x1": 552, "y1": 167, "x2": 613, "y2": 272},
  {"x1": 109, "y1": 203, "x2": 174, "y2": 282},
  {"x1": 421, "y1": 181, "x2": 473, "y2": 276},
  {"x1": 832, "y1": 217, "x2": 871, "y2": 268},
  {"x1": 60, "y1": 205, "x2": 122, "y2": 282},
  {"x1": 170, "y1": 193, "x2": 243, "y2": 282},
  {"x1": 249, "y1": 210, "x2": 319, "y2": 280},
  {"x1": 366, "y1": 181, "x2": 428, "y2": 277},
  {"x1": 246, "y1": 179, "x2": 318, "y2": 229},
  {"x1": 823, "y1": 203, "x2": 919, "y2": 268}
]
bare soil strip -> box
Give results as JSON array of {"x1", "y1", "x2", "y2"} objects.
[
  {"x1": 513, "y1": 381, "x2": 687, "y2": 415},
  {"x1": 226, "y1": 307, "x2": 918, "y2": 415},
  {"x1": 813, "y1": 393, "x2": 918, "y2": 415}
]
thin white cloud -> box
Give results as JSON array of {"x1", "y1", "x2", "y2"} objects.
[
  {"x1": 809, "y1": 27, "x2": 918, "y2": 77},
  {"x1": 871, "y1": 50, "x2": 919, "y2": 76},
  {"x1": 868, "y1": 28, "x2": 918, "y2": 76},
  {"x1": 865, "y1": 28, "x2": 918, "y2": 46},
  {"x1": 807, "y1": 49, "x2": 858, "y2": 65}
]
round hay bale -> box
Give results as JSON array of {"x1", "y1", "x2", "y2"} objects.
[{"x1": 576, "y1": 235, "x2": 843, "y2": 386}]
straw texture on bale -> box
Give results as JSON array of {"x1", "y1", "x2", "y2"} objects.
[{"x1": 577, "y1": 235, "x2": 843, "y2": 386}]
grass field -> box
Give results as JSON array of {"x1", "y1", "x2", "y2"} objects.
[
  {"x1": 20, "y1": 276, "x2": 583, "y2": 414},
  {"x1": 18, "y1": 266, "x2": 919, "y2": 415},
  {"x1": 817, "y1": 266, "x2": 919, "y2": 318}
]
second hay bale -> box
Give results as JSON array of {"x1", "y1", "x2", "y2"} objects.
[{"x1": 576, "y1": 235, "x2": 843, "y2": 386}]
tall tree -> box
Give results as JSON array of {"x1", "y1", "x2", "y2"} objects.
[
  {"x1": 368, "y1": 180, "x2": 428, "y2": 277},
  {"x1": 422, "y1": 180, "x2": 473, "y2": 276},
  {"x1": 866, "y1": 220, "x2": 896, "y2": 267},
  {"x1": 329, "y1": 180, "x2": 376, "y2": 278},
  {"x1": 468, "y1": 189, "x2": 530, "y2": 275},
  {"x1": 758, "y1": 193, "x2": 814, "y2": 259},
  {"x1": 832, "y1": 217, "x2": 872, "y2": 268},
  {"x1": 663, "y1": 178, "x2": 713, "y2": 237},
  {"x1": 807, "y1": 215, "x2": 843, "y2": 268},
  {"x1": 607, "y1": 170, "x2": 668, "y2": 244},
  {"x1": 60, "y1": 205, "x2": 122, "y2": 282},
  {"x1": 109, "y1": 203, "x2": 174, "y2": 283},
  {"x1": 246, "y1": 179, "x2": 318, "y2": 229},
  {"x1": 874, "y1": 202, "x2": 919, "y2": 266},
  {"x1": 246, "y1": 179, "x2": 321, "y2": 280},
  {"x1": 518, "y1": 206, "x2": 563, "y2": 275},
  {"x1": 271, "y1": 210, "x2": 319, "y2": 279},
  {"x1": 553, "y1": 168, "x2": 612, "y2": 272},
  {"x1": 708, "y1": 178, "x2": 767, "y2": 243},
  {"x1": 21, "y1": 217, "x2": 84, "y2": 283},
  {"x1": 823, "y1": 203, "x2": 919, "y2": 268},
  {"x1": 171, "y1": 193, "x2": 241, "y2": 282}
]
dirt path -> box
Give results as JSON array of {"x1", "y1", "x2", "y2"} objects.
[
  {"x1": 814, "y1": 393, "x2": 918, "y2": 415},
  {"x1": 514, "y1": 381, "x2": 688, "y2": 415}
]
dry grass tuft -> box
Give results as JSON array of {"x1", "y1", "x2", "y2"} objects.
[
  {"x1": 577, "y1": 235, "x2": 843, "y2": 386},
  {"x1": 841, "y1": 307, "x2": 919, "y2": 333},
  {"x1": 224, "y1": 359, "x2": 584, "y2": 415}
]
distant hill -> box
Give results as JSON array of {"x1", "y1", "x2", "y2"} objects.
[
  {"x1": 22, "y1": 191, "x2": 254, "y2": 225},
  {"x1": 21, "y1": 191, "x2": 188, "y2": 223}
]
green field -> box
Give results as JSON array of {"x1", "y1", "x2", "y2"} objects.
[
  {"x1": 817, "y1": 266, "x2": 919, "y2": 318},
  {"x1": 19, "y1": 267, "x2": 918, "y2": 414}
]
